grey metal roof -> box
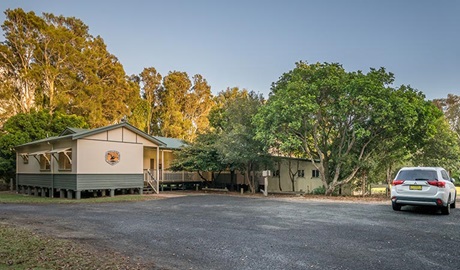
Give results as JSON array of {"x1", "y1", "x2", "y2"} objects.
[
  {"x1": 16, "y1": 134, "x2": 74, "y2": 148},
  {"x1": 16, "y1": 122, "x2": 166, "y2": 148},
  {"x1": 153, "y1": 136, "x2": 187, "y2": 150},
  {"x1": 59, "y1": 127, "x2": 89, "y2": 136}
]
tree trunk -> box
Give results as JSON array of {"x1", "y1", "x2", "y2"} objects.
[
  {"x1": 251, "y1": 167, "x2": 256, "y2": 194},
  {"x1": 288, "y1": 159, "x2": 299, "y2": 192},
  {"x1": 325, "y1": 185, "x2": 335, "y2": 196},
  {"x1": 19, "y1": 80, "x2": 35, "y2": 113},
  {"x1": 245, "y1": 170, "x2": 252, "y2": 194},
  {"x1": 362, "y1": 172, "x2": 367, "y2": 197},
  {"x1": 277, "y1": 161, "x2": 282, "y2": 191},
  {"x1": 246, "y1": 162, "x2": 255, "y2": 194},
  {"x1": 386, "y1": 165, "x2": 392, "y2": 197},
  {"x1": 197, "y1": 171, "x2": 208, "y2": 182},
  {"x1": 230, "y1": 169, "x2": 235, "y2": 191}
]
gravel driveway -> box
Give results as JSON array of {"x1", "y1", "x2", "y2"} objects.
[{"x1": 1, "y1": 194, "x2": 460, "y2": 270}]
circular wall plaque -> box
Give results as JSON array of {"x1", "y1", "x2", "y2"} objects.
[{"x1": 105, "y1": 150, "x2": 120, "y2": 165}]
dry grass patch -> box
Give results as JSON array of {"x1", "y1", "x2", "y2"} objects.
[
  {"x1": 0, "y1": 192, "x2": 158, "y2": 204},
  {"x1": 0, "y1": 224, "x2": 154, "y2": 269}
]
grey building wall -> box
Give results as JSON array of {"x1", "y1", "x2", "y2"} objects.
[
  {"x1": 17, "y1": 173, "x2": 142, "y2": 191},
  {"x1": 76, "y1": 174, "x2": 143, "y2": 190},
  {"x1": 17, "y1": 174, "x2": 52, "y2": 187},
  {"x1": 54, "y1": 174, "x2": 77, "y2": 190}
]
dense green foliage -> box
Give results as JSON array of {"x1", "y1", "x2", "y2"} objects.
[
  {"x1": 170, "y1": 133, "x2": 227, "y2": 183},
  {"x1": 432, "y1": 94, "x2": 460, "y2": 179},
  {"x1": 212, "y1": 88, "x2": 269, "y2": 193},
  {"x1": 173, "y1": 88, "x2": 270, "y2": 193},
  {"x1": 254, "y1": 62, "x2": 446, "y2": 195},
  {"x1": 434, "y1": 94, "x2": 460, "y2": 140},
  {"x1": 0, "y1": 110, "x2": 87, "y2": 180}
]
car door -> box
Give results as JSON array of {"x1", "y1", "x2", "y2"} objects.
[{"x1": 441, "y1": 169, "x2": 456, "y2": 201}]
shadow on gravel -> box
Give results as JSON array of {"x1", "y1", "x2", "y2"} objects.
[{"x1": 398, "y1": 205, "x2": 454, "y2": 215}]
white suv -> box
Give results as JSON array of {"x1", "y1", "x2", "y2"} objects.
[{"x1": 391, "y1": 167, "x2": 457, "y2": 215}]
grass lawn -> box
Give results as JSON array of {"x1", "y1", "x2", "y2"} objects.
[
  {"x1": 0, "y1": 224, "x2": 151, "y2": 269},
  {"x1": 0, "y1": 192, "x2": 156, "y2": 204},
  {"x1": 370, "y1": 187, "x2": 388, "y2": 195}
]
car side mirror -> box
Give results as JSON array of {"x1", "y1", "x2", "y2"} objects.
[{"x1": 451, "y1": 178, "x2": 456, "y2": 183}]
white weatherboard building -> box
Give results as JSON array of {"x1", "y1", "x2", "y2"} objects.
[
  {"x1": 15, "y1": 122, "x2": 186, "y2": 199},
  {"x1": 15, "y1": 122, "x2": 325, "y2": 199},
  {"x1": 267, "y1": 157, "x2": 324, "y2": 194}
]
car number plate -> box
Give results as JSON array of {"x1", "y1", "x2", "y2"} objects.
[{"x1": 409, "y1": 185, "x2": 422, "y2": 190}]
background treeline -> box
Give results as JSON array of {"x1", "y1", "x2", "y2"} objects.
[
  {"x1": 1, "y1": 9, "x2": 459, "y2": 194},
  {"x1": 0, "y1": 9, "x2": 215, "y2": 141}
]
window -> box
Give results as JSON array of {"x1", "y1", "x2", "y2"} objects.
[
  {"x1": 298, "y1": 170, "x2": 305, "y2": 177},
  {"x1": 58, "y1": 151, "x2": 72, "y2": 170},
  {"x1": 40, "y1": 154, "x2": 51, "y2": 171},
  {"x1": 441, "y1": 170, "x2": 450, "y2": 180},
  {"x1": 312, "y1": 169, "x2": 320, "y2": 178},
  {"x1": 397, "y1": 169, "x2": 437, "y2": 180}
]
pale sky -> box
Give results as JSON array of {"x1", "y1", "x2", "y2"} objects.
[{"x1": 0, "y1": 0, "x2": 459, "y2": 100}]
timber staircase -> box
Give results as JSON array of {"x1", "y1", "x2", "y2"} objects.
[{"x1": 143, "y1": 169, "x2": 159, "y2": 194}]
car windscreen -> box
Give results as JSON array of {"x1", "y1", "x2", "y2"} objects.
[{"x1": 396, "y1": 170, "x2": 438, "y2": 180}]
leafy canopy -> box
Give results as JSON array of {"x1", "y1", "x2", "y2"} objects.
[
  {"x1": 254, "y1": 62, "x2": 441, "y2": 195},
  {"x1": 0, "y1": 110, "x2": 87, "y2": 180}
]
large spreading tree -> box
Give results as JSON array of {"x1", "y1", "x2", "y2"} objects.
[{"x1": 254, "y1": 62, "x2": 441, "y2": 195}]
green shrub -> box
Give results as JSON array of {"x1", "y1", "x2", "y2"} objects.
[{"x1": 312, "y1": 186, "x2": 326, "y2": 195}]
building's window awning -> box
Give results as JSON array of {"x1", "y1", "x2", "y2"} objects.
[
  {"x1": 50, "y1": 148, "x2": 72, "y2": 164},
  {"x1": 29, "y1": 150, "x2": 51, "y2": 163},
  {"x1": 19, "y1": 153, "x2": 29, "y2": 164},
  {"x1": 29, "y1": 150, "x2": 49, "y2": 156},
  {"x1": 49, "y1": 148, "x2": 71, "y2": 154}
]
